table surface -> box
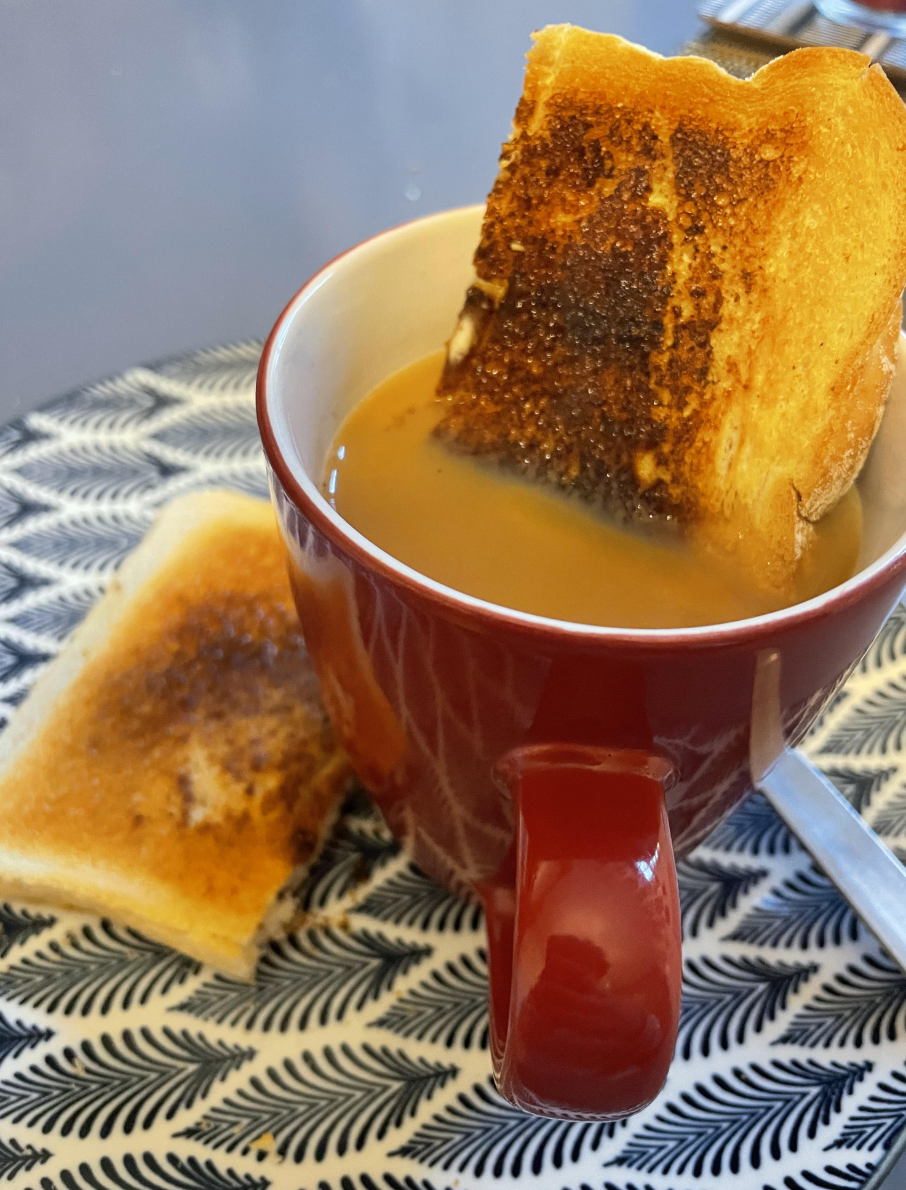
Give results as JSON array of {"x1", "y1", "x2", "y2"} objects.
[{"x1": 4, "y1": 2, "x2": 906, "y2": 1185}]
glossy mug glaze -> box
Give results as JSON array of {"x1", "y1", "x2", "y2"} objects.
[{"x1": 257, "y1": 206, "x2": 906, "y2": 1121}]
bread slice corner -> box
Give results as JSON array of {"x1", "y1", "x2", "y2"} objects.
[{"x1": 0, "y1": 489, "x2": 352, "y2": 979}]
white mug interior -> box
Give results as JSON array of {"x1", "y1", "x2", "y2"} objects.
[
  {"x1": 267, "y1": 205, "x2": 483, "y2": 483},
  {"x1": 263, "y1": 204, "x2": 906, "y2": 629}
]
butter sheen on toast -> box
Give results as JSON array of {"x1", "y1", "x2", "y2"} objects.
[
  {"x1": 436, "y1": 27, "x2": 906, "y2": 598},
  {"x1": 0, "y1": 491, "x2": 351, "y2": 978}
]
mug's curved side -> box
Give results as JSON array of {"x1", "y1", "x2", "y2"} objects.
[{"x1": 258, "y1": 205, "x2": 906, "y2": 1120}]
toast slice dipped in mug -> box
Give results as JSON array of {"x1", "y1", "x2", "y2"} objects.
[{"x1": 435, "y1": 26, "x2": 906, "y2": 599}]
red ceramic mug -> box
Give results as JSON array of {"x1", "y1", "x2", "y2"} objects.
[{"x1": 257, "y1": 206, "x2": 906, "y2": 1121}]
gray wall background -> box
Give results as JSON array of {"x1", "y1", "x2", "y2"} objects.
[{"x1": 0, "y1": 0, "x2": 697, "y2": 415}]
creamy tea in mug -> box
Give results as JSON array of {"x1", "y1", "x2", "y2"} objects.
[{"x1": 324, "y1": 350, "x2": 862, "y2": 630}]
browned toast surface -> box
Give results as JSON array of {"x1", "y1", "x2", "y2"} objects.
[
  {"x1": 0, "y1": 493, "x2": 350, "y2": 975},
  {"x1": 436, "y1": 28, "x2": 906, "y2": 596}
]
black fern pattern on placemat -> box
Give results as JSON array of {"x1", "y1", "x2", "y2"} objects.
[
  {"x1": 764, "y1": 1161, "x2": 877, "y2": 1190},
  {"x1": 0, "y1": 561, "x2": 51, "y2": 607},
  {"x1": 704, "y1": 792, "x2": 799, "y2": 856},
  {"x1": 0, "y1": 638, "x2": 51, "y2": 686},
  {"x1": 295, "y1": 809, "x2": 400, "y2": 913},
  {"x1": 607, "y1": 1059, "x2": 872, "y2": 1177},
  {"x1": 13, "y1": 511, "x2": 152, "y2": 572},
  {"x1": 177, "y1": 1043, "x2": 457, "y2": 1163},
  {"x1": 29, "y1": 1151, "x2": 272, "y2": 1190},
  {"x1": 10, "y1": 588, "x2": 101, "y2": 641},
  {"x1": 0, "y1": 486, "x2": 53, "y2": 532},
  {"x1": 392, "y1": 1077, "x2": 621, "y2": 1177},
  {"x1": 355, "y1": 866, "x2": 482, "y2": 934},
  {"x1": 810, "y1": 690, "x2": 851, "y2": 740},
  {"x1": 0, "y1": 905, "x2": 55, "y2": 960},
  {"x1": 15, "y1": 445, "x2": 185, "y2": 502},
  {"x1": 828, "y1": 1066, "x2": 906, "y2": 1152},
  {"x1": 860, "y1": 603, "x2": 906, "y2": 673},
  {"x1": 598, "y1": 1183, "x2": 682, "y2": 1190},
  {"x1": 870, "y1": 789, "x2": 906, "y2": 837},
  {"x1": 170, "y1": 928, "x2": 430, "y2": 1033},
  {"x1": 146, "y1": 342, "x2": 262, "y2": 394},
  {"x1": 0, "y1": 1014, "x2": 53, "y2": 1069},
  {"x1": 726, "y1": 869, "x2": 861, "y2": 949},
  {"x1": 676, "y1": 857, "x2": 768, "y2": 939},
  {"x1": 2, "y1": 688, "x2": 30, "y2": 711},
  {"x1": 777, "y1": 954, "x2": 906, "y2": 1049},
  {"x1": 0, "y1": 420, "x2": 51, "y2": 459},
  {"x1": 40, "y1": 380, "x2": 183, "y2": 433},
  {"x1": 0, "y1": 1134, "x2": 52, "y2": 1180},
  {"x1": 679, "y1": 955, "x2": 818, "y2": 1059},
  {"x1": 295, "y1": 1176, "x2": 457, "y2": 1190},
  {"x1": 371, "y1": 951, "x2": 488, "y2": 1050},
  {"x1": 820, "y1": 767, "x2": 898, "y2": 815},
  {"x1": 819, "y1": 681, "x2": 906, "y2": 757},
  {"x1": 0, "y1": 921, "x2": 201, "y2": 1016},
  {"x1": 0, "y1": 1027, "x2": 254, "y2": 1138},
  {"x1": 152, "y1": 407, "x2": 260, "y2": 461}
]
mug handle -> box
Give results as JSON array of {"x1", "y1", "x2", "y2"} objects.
[{"x1": 481, "y1": 744, "x2": 681, "y2": 1120}]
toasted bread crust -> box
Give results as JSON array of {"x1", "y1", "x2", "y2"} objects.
[
  {"x1": 0, "y1": 492, "x2": 351, "y2": 976},
  {"x1": 436, "y1": 28, "x2": 906, "y2": 594}
]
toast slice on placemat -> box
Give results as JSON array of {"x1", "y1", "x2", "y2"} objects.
[
  {"x1": 436, "y1": 26, "x2": 906, "y2": 598},
  {"x1": 0, "y1": 490, "x2": 350, "y2": 978}
]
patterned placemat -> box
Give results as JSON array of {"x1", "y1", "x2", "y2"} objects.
[
  {"x1": 1, "y1": 345, "x2": 906, "y2": 1190},
  {"x1": 695, "y1": 0, "x2": 906, "y2": 85}
]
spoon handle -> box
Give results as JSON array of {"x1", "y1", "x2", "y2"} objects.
[{"x1": 758, "y1": 749, "x2": 906, "y2": 970}]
